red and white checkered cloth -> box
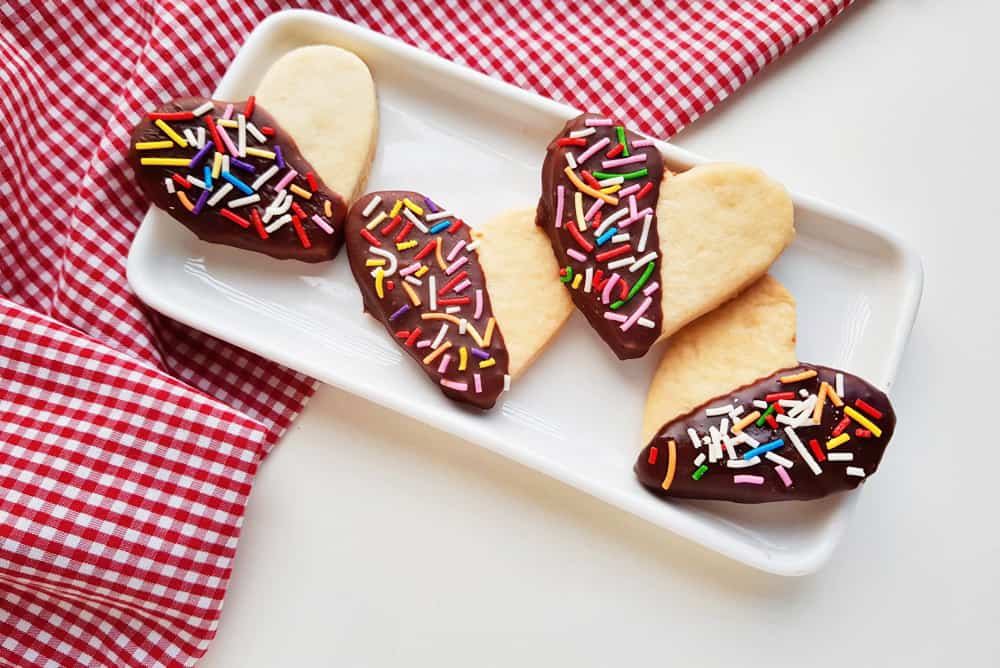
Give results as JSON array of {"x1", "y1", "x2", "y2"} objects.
[{"x1": 0, "y1": 1, "x2": 852, "y2": 665}]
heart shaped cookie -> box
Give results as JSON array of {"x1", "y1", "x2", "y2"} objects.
[
  {"x1": 536, "y1": 113, "x2": 794, "y2": 359},
  {"x1": 634, "y1": 276, "x2": 896, "y2": 503},
  {"x1": 345, "y1": 193, "x2": 573, "y2": 409}
]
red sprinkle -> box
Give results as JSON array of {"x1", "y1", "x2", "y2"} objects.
[
  {"x1": 260, "y1": 126, "x2": 276, "y2": 136},
  {"x1": 219, "y1": 209, "x2": 250, "y2": 229},
  {"x1": 855, "y1": 429, "x2": 872, "y2": 438},
  {"x1": 395, "y1": 330, "x2": 410, "y2": 339},
  {"x1": 809, "y1": 438, "x2": 826, "y2": 462},
  {"x1": 250, "y1": 209, "x2": 268, "y2": 240},
  {"x1": 414, "y1": 240, "x2": 437, "y2": 260},
  {"x1": 855, "y1": 399, "x2": 883, "y2": 420},
  {"x1": 171, "y1": 173, "x2": 192, "y2": 189},
  {"x1": 566, "y1": 222, "x2": 594, "y2": 252},
  {"x1": 636, "y1": 181, "x2": 654, "y2": 200},
  {"x1": 360, "y1": 228, "x2": 381, "y2": 247},
  {"x1": 766, "y1": 392, "x2": 795, "y2": 402},
  {"x1": 439, "y1": 271, "x2": 468, "y2": 295},
  {"x1": 581, "y1": 170, "x2": 602, "y2": 189},
  {"x1": 647, "y1": 446, "x2": 658, "y2": 465},
  {"x1": 556, "y1": 137, "x2": 587, "y2": 146},
  {"x1": 385, "y1": 280, "x2": 394, "y2": 291},
  {"x1": 394, "y1": 221, "x2": 414, "y2": 243},
  {"x1": 149, "y1": 111, "x2": 194, "y2": 121},
  {"x1": 606, "y1": 143, "x2": 624, "y2": 159},
  {"x1": 404, "y1": 327, "x2": 422, "y2": 347},
  {"x1": 447, "y1": 219, "x2": 464, "y2": 234},
  {"x1": 832, "y1": 416, "x2": 851, "y2": 437},
  {"x1": 618, "y1": 278, "x2": 629, "y2": 301},
  {"x1": 305, "y1": 172, "x2": 318, "y2": 192},
  {"x1": 438, "y1": 297, "x2": 471, "y2": 306},
  {"x1": 380, "y1": 215, "x2": 402, "y2": 236},
  {"x1": 291, "y1": 215, "x2": 311, "y2": 248},
  {"x1": 243, "y1": 96, "x2": 255, "y2": 118},
  {"x1": 591, "y1": 210, "x2": 603, "y2": 229},
  {"x1": 204, "y1": 115, "x2": 224, "y2": 152},
  {"x1": 291, "y1": 202, "x2": 307, "y2": 219},
  {"x1": 591, "y1": 269, "x2": 606, "y2": 289},
  {"x1": 595, "y1": 244, "x2": 632, "y2": 262},
  {"x1": 773, "y1": 403, "x2": 785, "y2": 415},
  {"x1": 765, "y1": 414, "x2": 778, "y2": 429}
]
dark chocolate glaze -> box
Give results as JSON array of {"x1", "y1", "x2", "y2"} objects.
[
  {"x1": 536, "y1": 113, "x2": 664, "y2": 359},
  {"x1": 635, "y1": 363, "x2": 896, "y2": 503},
  {"x1": 128, "y1": 96, "x2": 347, "y2": 262},
  {"x1": 345, "y1": 191, "x2": 509, "y2": 409}
]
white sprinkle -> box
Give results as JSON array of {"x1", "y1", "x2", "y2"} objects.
[
  {"x1": 694, "y1": 453, "x2": 706, "y2": 466},
  {"x1": 164, "y1": 177, "x2": 175, "y2": 194},
  {"x1": 779, "y1": 399, "x2": 802, "y2": 408},
  {"x1": 445, "y1": 306, "x2": 461, "y2": 315},
  {"x1": 776, "y1": 414, "x2": 796, "y2": 426},
  {"x1": 429, "y1": 276, "x2": 437, "y2": 311},
  {"x1": 637, "y1": 213, "x2": 652, "y2": 253},
  {"x1": 705, "y1": 404, "x2": 732, "y2": 417},
  {"x1": 459, "y1": 318, "x2": 468, "y2": 334},
  {"x1": 728, "y1": 405, "x2": 745, "y2": 420},
  {"x1": 753, "y1": 400, "x2": 768, "y2": 409},
  {"x1": 597, "y1": 176, "x2": 624, "y2": 187},
  {"x1": 569, "y1": 127, "x2": 596, "y2": 138},
  {"x1": 565, "y1": 153, "x2": 577, "y2": 169},
  {"x1": 403, "y1": 207, "x2": 428, "y2": 233},
  {"x1": 222, "y1": 154, "x2": 231, "y2": 174},
  {"x1": 766, "y1": 452, "x2": 794, "y2": 468},
  {"x1": 191, "y1": 101, "x2": 213, "y2": 116},
  {"x1": 637, "y1": 317, "x2": 655, "y2": 328},
  {"x1": 425, "y1": 210, "x2": 452, "y2": 222},
  {"x1": 465, "y1": 240, "x2": 480, "y2": 251},
  {"x1": 702, "y1": 435, "x2": 711, "y2": 446},
  {"x1": 237, "y1": 113, "x2": 247, "y2": 157},
  {"x1": 183, "y1": 128, "x2": 198, "y2": 148},
  {"x1": 611, "y1": 233, "x2": 630, "y2": 243},
  {"x1": 362, "y1": 195, "x2": 382, "y2": 217},
  {"x1": 503, "y1": 374, "x2": 511, "y2": 392},
  {"x1": 727, "y1": 457, "x2": 761, "y2": 469},
  {"x1": 628, "y1": 251, "x2": 658, "y2": 272},
  {"x1": 708, "y1": 427, "x2": 723, "y2": 463},
  {"x1": 719, "y1": 417, "x2": 730, "y2": 435},
  {"x1": 228, "y1": 194, "x2": 260, "y2": 208},
  {"x1": 265, "y1": 213, "x2": 292, "y2": 234},
  {"x1": 262, "y1": 190, "x2": 291, "y2": 223},
  {"x1": 785, "y1": 427, "x2": 822, "y2": 475},
  {"x1": 688, "y1": 428, "x2": 700, "y2": 449},
  {"x1": 606, "y1": 256, "x2": 635, "y2": 270},
  {"x1": 846, "y1": 466, "x2": 866, "y2": 478},
  {"x1": 196, "y1": 127, "x2": 206, "y2": 148},
  {"x1": 187, "y1": 176, "x2": 207, "y2": 190},
  {"x1": 251, "y1": 164, "x2": 280, "y2": 191},
  {"x1": 404, "y1": 276, "x2": 422, "y2": 286},
  {"x1": 799, "y1": 389, "x2": 809, "y2": 398},
  {"x1": 207, "y1": 183, "x2": 233, "y2": 207},
  {"x1": 828, "y1": 452, "x2": 854, "y2": 462},
  {"x1": 595, "y1": 207, "x2": 630, "y2": 236},
  {"x1": 741, "y1": 431, "x2": 761, "y2": 447},
  {"x1": 584, "y1": 266, "x2": 593, "y2": 293},
  {"x1": 431, "y1": 324, "x2": 448, "y2": 349},
  {"x1": 836, "y1": 373, "x2": 845, "y2": 398},
  {"x1": 722, "y1": 435, "x2": 737, "y2": 460},
  {"x1": 246, "y1": 121, "x2": 266, "y2": 143}
]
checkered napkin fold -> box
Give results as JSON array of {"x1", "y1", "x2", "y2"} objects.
[{"x1": 0, "y1": 1, "x2": 851, "y2": 665}]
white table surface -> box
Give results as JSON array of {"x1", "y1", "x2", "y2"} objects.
[{"x1": 200, "y1": 2, "x2": 1000, "y2": 665}]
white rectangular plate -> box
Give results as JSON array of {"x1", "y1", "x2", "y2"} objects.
[{"x1": 127, "y1": 10, "x2": 922, "y2": 575}]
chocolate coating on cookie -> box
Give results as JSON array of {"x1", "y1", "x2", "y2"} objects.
[
  {"x1": 345, "y1": 191, "x2": 510, "y2": 409},
  {"x1": 128, "y1": 96, "x2": 346, "y2": 262},
  {"x1": 635, "y1": 364, "x2": 896, "y2": 503},
  {"x1": 536, "y1": 113, "x2": 664, "y2": 359}
]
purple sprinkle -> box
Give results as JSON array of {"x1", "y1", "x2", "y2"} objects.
[
  {"x1": 187, "y1": 142, "x2": 213, "y2": 169},
  {"x1": 423, "y1": 196, "x2": 440, "y2": 213},
  {"x1": 228, "y1": 157, "x2": 257, "y2": 173},
  {"x1": 388, "y1": 304, "x2": 410, "y2": 321},
  {"x1": 192, "y1": 188, "x2": 211, "y2": 215},
  {"x1": 274, "y1": 145, "x2": 285, "y2": 169},
  {"x1": 470, "y1": 347, "x2": 490, "y2": 360}
]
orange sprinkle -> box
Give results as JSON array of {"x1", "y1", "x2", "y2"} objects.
[
  {"x1": 660, "y1": 439, "x2": 677, "y2": 491},
  {"x1": 779, "y1": 369, "x2": 818, "y2": 383}
]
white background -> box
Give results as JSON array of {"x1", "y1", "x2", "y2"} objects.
[{"x1": 201, "y1": 1, "x2": 999, "y2": 665}]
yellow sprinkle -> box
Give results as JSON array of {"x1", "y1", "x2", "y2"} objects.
[
  {"x1": 435, "y1": 237, "x2": 447, "y2": 270},
  {"x1": 390, "y1": 199, "x2": 403, "y2": 217},
  {"x1": 217, "y1": 119, "x2": 238, "y2": 128},
  {"x1": 366, "y1": 211, "x2": 387, "y2": 230},
  {"x1": 732, "y1": 411, "x2": 760, "y2": 433},
  {"x1": 176, "y1": 190, "x2": 195, "y2": 211},
  {"x1": 365, "y1": 259, "x2": 386, "y2": 267},
  {"x1": 134, "y1": 140, "x2": 174, "y2": 150},
  {"x1": 459, "y1": 346, "x2": 468, "y2": 371},
  {"x1": 574, "y1": 191, "x2": 586, "y2": 231},
  {"x1": 825, "y1": 382, "x2": 844, "y2": 407},
  {"x1": 422, "y1": 312, "x2": 462, "y2": 326},
  {"x1": 374, "y1": 267, "x2": 385, "y2": 299},
  {"x1": 563, "y1": 166, "x2": 619, "y2": 205},
  {"x1": 571, "y1": 273, "x2": 582, "y2": 289},
  {"x1": 154, "y1": 119, "x2": 187, "y2": 147},
  {"x1": 812, "y1": 382, "x2": 828, "y2": 423},
  {"x1": 844, "y1": 406, "x2": 882, "y2": 437},
  {"x1": 244, "y1": 147, "x2": 276, "y2": 159},
  {"x1": 661, "y1": 440, "x2": 677, "y2": 491},
  {"x1": 779, "y1": 369, "x2": 818, "y2": 384},
  {"x1": 826, "y1": 433, "x2": 851, "y2": 450},
  {"x1": 415, "y1": 266, "x2": 429, "y2": 278},
  {"x1": 422, "y1": 341, "x2": 452, "y2": 365},
  {"x1": 139, "y1": 157, "x2": 190, "y2": 166},
  {"x1": 600, "y1": 184, "x2": 622, "y2": 194},
  {"x1": 479, "y1": 358, "x2": 496, "y2": 369},
  {"x1": 403, "y1": 282, "x2": 421, "y2": 306},
  {"x1": 289, "y1": 184, "x2": 312, "y2": 200},
  {"x1": 212, "y1": 152, "x2": 222, "y2": 179},
  {"x1": 396, "y1": 240, "x2": 417, "y2": 251},
  {"x1": 482, "y1": 317, "x2": 496, "y2": 347},
  {"x1": 402, "y1": 197, "x2": 424, "y2": 215},
  {"x1": 324, "y1": 200, "x2": 333, "y2": 217}
]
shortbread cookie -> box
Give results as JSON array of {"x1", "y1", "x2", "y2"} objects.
[
  {"x1": 635, "y1": 277, "x2": 896, "y2": 503},
  {"x1": 537, "y1": 113, "x2": 794, "y2": 359},
  {"x1": 128, "y1": 97, "x2": 347, "y2": 262},
  {"x1": 255, "y1": 45, "x2": 378, "y2": 203}
]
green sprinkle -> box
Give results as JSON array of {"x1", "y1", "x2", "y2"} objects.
[
  {"x1": 559, "y1": 265, "x2": 573, "y2": 283},
  {"x1": 609, "y1": 262, "x2": 656, "y2": 311},
  {"x1": 616, "y1": 125, "x2": 629, "y2": 157},
  {"x1": 592, "y1": 168, "x2": 649, "y2": 180},
  {"x1": 692, "y1": 465, "x2": 709, "y2": 481},
  {"x1": 755, "y1": 403, "x2": 776, "y2": 427},
  {"x1": 610, "y1": 299, "x2": 625, "y2": 310}
]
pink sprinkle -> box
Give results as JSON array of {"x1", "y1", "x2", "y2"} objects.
[
  {"x1": 554, "y1": 185, "x2": 565, "y2": 228},
  {"x1": 602, "y1": 273, "x2": 621, "y2": 304},
  {"x1": 416, "y1": 340, "x2": 431, "y2": 348},
  {"x1": 585, "y1": 118, "x2": 613, "y2": 126},
  {"x1": 446, "y1": 240, "x2": 467, "y2": 261},
  {"x1": 629, "y1": 195, "x2": 637, "y2": 218},
  {"x1": 274, "y1": 168, "x2": 298, "y2": 191},
  {"x1": 400, "y1": 263, "x2": 422, "y2": 276},
  {"x1": 584, "y1": 197, "x2": 604, "y2": 221},
  {"x1": 618, "y1": 207, "x2": 653, "y2": 228},
  {"x1": 441, "y1": 379, "x2": 469, "y2": 391},
  {"x1": 473, "y1": 373, "x2": 482, "y2": 393},
  {"x1": 620, "y1": 296, "x2": 653, "y2": 332},
  {"x1": 632, "y1": 138, "x2": 655, "y2": 148},
  {"x1": 601, "y1": 154, "x2": 647, "y2": 169},
  {"x1": 567, "y1": 248, "x2": 587, "y2": 262},
  {"x1": 222, "y1": 104, "x2": 234, "y2": 120},
  {"x1": 453, "y1": 279, "x2": 471, "y2": 293},
  {"x1": 474, "y1": 289, "x2": 483, "y2": 319},
  {"x1": 734, "y1": 475, "x2": 765, "y2": 485},
  {"x1": 576, "y1": 137, "x2": 611, "y2": 164},
  {"x1": 603, "y1": 312, "x2": 627, "y2": 322},
  {"x1": 437, "y1": 353, "x2": 451, "y2": 374},
  {"x1": 311, "y1": 214, "x2": 333, "y2": 234},
  {"x1": 218, "y1": 126, "x2": 239, "y2": 156},
  {"x1": 445, "y1": 256, "x2": 468, "y2": 275},
  {"x1": 617, "y1": 184, "x2": 641, "y2": 197},
  {"x1": 642, "y1": 281, "x2": 659, "y2": 296},
  {"x1": 775, "y1": 466, "x2": 793, "y2": 487}
]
